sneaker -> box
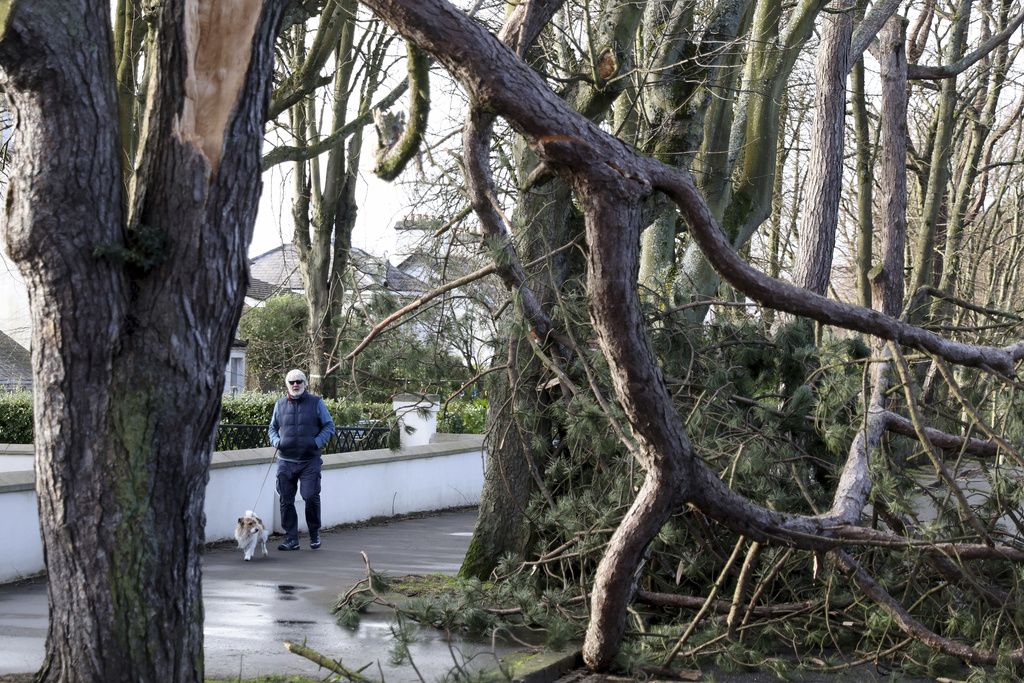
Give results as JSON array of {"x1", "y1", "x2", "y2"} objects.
[
  {"x1": 277, "y1": 538, "x2": 300, "y2": 551},
  {"x1": 310, "y1": 534, "x2": 322, "y2": 550}
]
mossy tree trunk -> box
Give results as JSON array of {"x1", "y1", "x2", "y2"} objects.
[
  {"x1": 459, "y1": 134, "x2": 576, "y2": 578},
  {"x1": 459, "y1": 338, "x2": 544, "y2": 579},
  {"x1": 458, "y1": 0, "x2": 628, "y2": 579},
  {"x1": 907, "y1": 0, "x2": 970, "y2": 315},
  {"x1": 677, "y1": 0, "x2": 824, "y2": 321},
  {"x1": 0, "y1": 0, "x2": 285, "y2": 680}
]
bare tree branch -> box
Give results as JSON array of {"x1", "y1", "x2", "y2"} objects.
[
  {"x1": 908, "y1": 7, "x2": 1024, "y2": 80},
  {"x1": 338, "y1": 263, "x2": 498, "y2": 364},
  {"x1": 834, "y1": 550, "x2": 1024, "y2": 665}
]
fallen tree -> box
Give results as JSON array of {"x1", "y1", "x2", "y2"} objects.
[{"x1": 352, "y1": 0, "x2": 1024, "y2": 677}]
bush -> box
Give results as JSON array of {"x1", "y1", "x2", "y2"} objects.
[
  {"x1": 220, "y1": 391, "x2": 278, "y2": 425},
  {"x1": 3, "y1": 391, "x2": 482, "y2": 443},
  {"x1": 237, "y1": 295, "x2": 309, "y2": 391},
  {"x1": 437, "y1": 399, "x2": 487, "y2": 434},
  {"x1": 220, "y1": 392, "x2": 484, "y2": 432},
  {"x1": 220, "y1": 391, "x2": 393, "y2": 429},
  {"x1": 0, "y1": 390, "x2": 33, "y2": 443}
]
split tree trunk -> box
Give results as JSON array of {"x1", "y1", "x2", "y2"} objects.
[{"x1": 0, "y1": 0, "x2": 285, "y2": 680}]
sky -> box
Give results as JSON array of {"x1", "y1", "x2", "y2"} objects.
[{"x1": 250, "y1": 139, "x2": 416, "y2": 261}]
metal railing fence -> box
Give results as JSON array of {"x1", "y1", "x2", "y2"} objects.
[{"x1": 215, "y1": 424, "x2": 390, "y2": 454}]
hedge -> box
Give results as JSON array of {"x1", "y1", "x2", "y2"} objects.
[
  {"x1": 0, "y1": 390, "x2": 33, "y2": 444},
  {"x1": 437, "y1": 398, "x2": 487, "y2": 434},
  {"x1": 0, "y1": 391, "x2": 486, "y2": 444},
  {"x1": 220, "y1": 392, "x2": 392, "y2": 430}
]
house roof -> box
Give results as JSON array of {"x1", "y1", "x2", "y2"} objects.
[
  {"x1": 0, "y1": 329, "x2": 31, "y2": 387},
  {"x1": 247, "y1": 243, "x2": 420, "y2": 301},
  {"x1": 382, "y1": 262, "x2": 429, "y2": 294},
  {"x1": 246, "y1": 242, "x2": 501, "y2": 307},
  {"x1": 248, "y1": 244, "x2": 304, "y2": 299},
  {"x1": 395, "y1": 251, "x2": 502, "y2": 307}
]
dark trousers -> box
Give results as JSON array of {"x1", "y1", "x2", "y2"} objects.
[{"x1": 276, "y1": 457, "x2": 322, "y2": 540}]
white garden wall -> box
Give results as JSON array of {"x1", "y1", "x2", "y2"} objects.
[{"x1": 0, "y1": 433, "x2": 484, "y2": 584}]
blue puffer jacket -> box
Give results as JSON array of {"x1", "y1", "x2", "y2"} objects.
[{"x1": 269, "y1": 392, "x2": 336, "y2": 461}]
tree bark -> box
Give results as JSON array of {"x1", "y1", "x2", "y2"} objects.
[
  {"x1": 292, "y1": 0, "x2": 367, "y2": 398},
  {"x1": 907, "y1": 0, "x2": 971, "y2": 316},
  {"x1": 792, "y1": 0, "x2": 854, "y2": 296},
  {"x1": 678, "y1": 0, "x2": 825, "y2": 320},
  {"x1": 852, "y1": 58, "x2": 874, "y2": 309},
  {"x1": 935, "y1": 0, "x2": 1009, "y2": 309},
  {"x1": 873, "y1": 15, "x2": 909, "y2": 318},
  {"x1": 639, "y1": 209, "x2": 676, "y2": 297},
  {"x1": 0, "y1": 0, "x2": 285, "y2": 679},
  {"x1": 458, "y1": 0, "x2": 604, "y2": 577},
  {"x1": 460, "y1": 338, "x2": 544, "y2": 579}
]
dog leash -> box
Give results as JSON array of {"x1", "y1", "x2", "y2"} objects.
[{"x1": 250, "y1": 445, "x2": 279, "y2": 513}]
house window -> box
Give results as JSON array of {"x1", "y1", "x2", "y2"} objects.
[{"x1": 226, "y1": 355, "x2": 245, "y2": 396}]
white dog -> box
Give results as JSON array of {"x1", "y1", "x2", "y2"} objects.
[{"x1": 235, "y1": 511, "x2": 269, "y2": 561}]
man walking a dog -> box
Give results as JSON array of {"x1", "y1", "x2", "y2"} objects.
[{"x1": 269, "y1": 369, "x2": 336, "y2": 550}]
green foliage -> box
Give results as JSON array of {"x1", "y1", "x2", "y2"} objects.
[
  {"x1": 440, "y1": 302, "x2": 1024, "y2": 677},
  {"x1": 437, "y1": 399, "x2": 488, "y2": 434},
  {"x1": 7, "y1": 390, "x2": 394, "y2": 445},
  {"x1": 237, "y1": 295, "x2": 308, "y2": 392},
  {"x1": 333, "y1": 603, "x2": 363, "y2": 629},
  {"x1": 220, "y1": 391, "x2": 392, "y2": 429},
  {"x1": 92, "y1": 223, "x2": 168, "y2": 275},
  {"x1": 219, "y1": 391, "x2": 278, "y2": 425},
  {"x1": 324, "y1": 285, "x2": 485, "y2": 403},
  {"x1": 387, "y1": 617, "x2": 421, "y2": 666},
  {"x1": 0, "y1": 389, "x2": 32, "y2": 443}
]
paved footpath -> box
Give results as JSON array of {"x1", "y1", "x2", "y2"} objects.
[{"x1": 0, "y1": 508, "x2": 506, "y2": 681}]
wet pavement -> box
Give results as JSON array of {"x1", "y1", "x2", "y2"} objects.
[
  {"x1": 0, "y1": 507, "x2": 945, "y2": 683},
  {"x1": 0, "y1": 508, "x2": 505, "y2": 681}
]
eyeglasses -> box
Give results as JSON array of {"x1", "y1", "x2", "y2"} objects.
[{"x1": 288, "y1": 380, "x2": 304, "y2": 386}]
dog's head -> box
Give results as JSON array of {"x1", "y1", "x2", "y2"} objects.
[{"x1": 236, "y1": 515, "x2": 264, "y2": 535}]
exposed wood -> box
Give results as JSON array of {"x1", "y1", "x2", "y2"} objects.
[{"x1": 0, "y1": 0, "x2": 286, "y2": 678}]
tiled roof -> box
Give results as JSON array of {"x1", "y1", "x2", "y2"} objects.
[
  {"x1": 247, "y1": 244, "x2": 304, "y2": 299},
  {"x1": 395, "y1": 251, "x2": 502, "y2": 307},
  {"x1": 246, "y1": 277, "x2": 279, "y2": 301},
  {"x1": 382, "y1": 263, "x2": 429, "y2": 293},
  {"x1": 0, "y1": 329, "x2": 31, "y2": 387},
  {"x1": 245, "y1": 242, "x2": 499, "y2": 304},
  {"x1": 247, "y1": 244, "x2": 393, "y2": 300}
]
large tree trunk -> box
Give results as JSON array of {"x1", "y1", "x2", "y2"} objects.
[
  {"x1": 0, "y1": 1, "x2": 284, "y2": 680},
  {"x1": 460, "y1": 339, "x2": 543, "y2": 579},
  {"x1": 460, "y1": 137, "x2": 575, "y2": 578},
  {"x1": 459, "y1": 0, "x2": 621, "y2": 579}
]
